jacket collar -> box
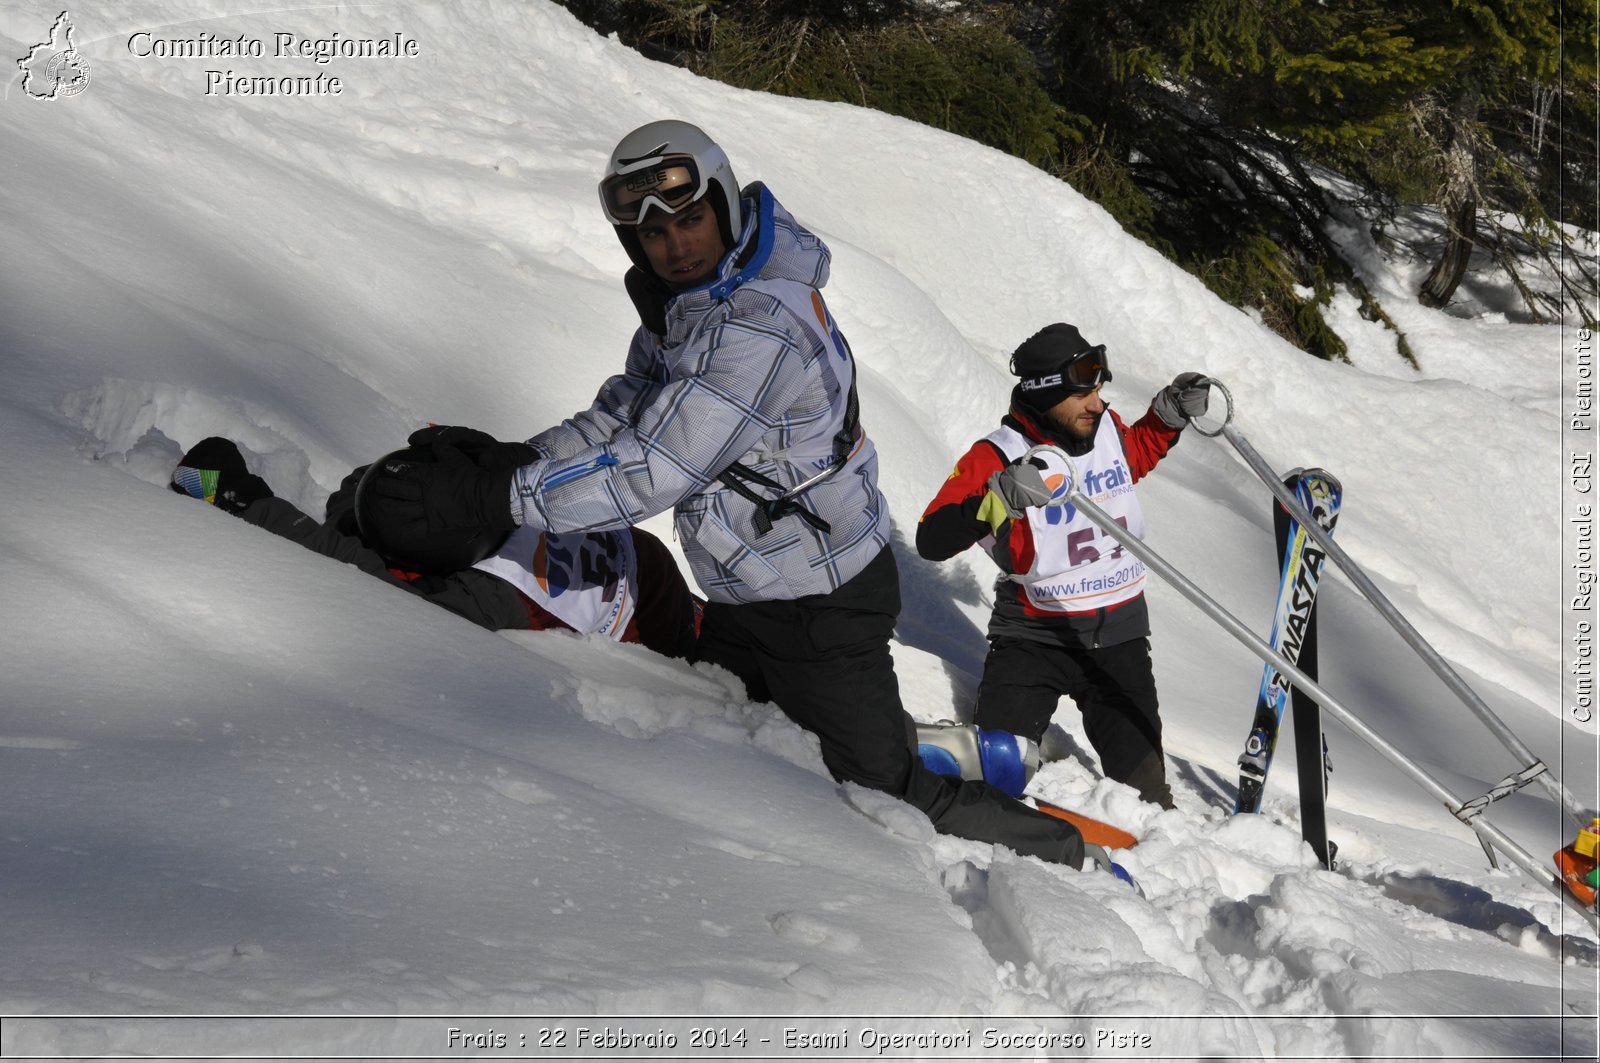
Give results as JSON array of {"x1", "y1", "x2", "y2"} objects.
[
  {"x1": 624, "y1": 183, "x2": 777, "y2": 336},
  {"x1": 1004, "y1": 401, "x2": 1102, "y2": 457}
]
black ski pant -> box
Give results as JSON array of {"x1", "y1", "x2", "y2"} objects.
[
  {"x1": 242, "y1": 496, "x2": 697, "y2": 660},
  {"x1": 243, "y1": 496, "x2": 537, "y2": 629},
  {"x1": 975, "y1": 636, "x2": 1174, "y2": 809},
  {"x1": 694, "y1": 546, "x2": 1084, "y2": 867}
]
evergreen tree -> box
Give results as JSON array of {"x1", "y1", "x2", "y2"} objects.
[
  {"x1": 556, "y1": 0, "x2": 1597, "y2": 345},
  {"x1": 1039, "y1": 0, "x2": 1375, "y2": 357},
  {"x1": 1335, "y1": 0, "x2": 1593, "y2": 314},
  {"x1": 562, "y1": 3, "x2": 1068, "y2": 168},
  {"x1": 1037, "y1": 0, "x2": 1596, "y2": 341}
]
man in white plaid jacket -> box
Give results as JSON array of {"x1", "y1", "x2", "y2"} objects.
[{"x1": 370, "y1": 120, "x2": 1092, "y2": 869}]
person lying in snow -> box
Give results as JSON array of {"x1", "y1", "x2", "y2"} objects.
[{"x1": 169, "y1": 431, "x2": 699, "y2": 660}]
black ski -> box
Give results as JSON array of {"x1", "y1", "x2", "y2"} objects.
[
  {"x1": 1234, "y1": 469, "x2": 1342, "y2": 869},
  {"x1": 1281, "y1": 471, "x2": 1341, "y2": 869}
]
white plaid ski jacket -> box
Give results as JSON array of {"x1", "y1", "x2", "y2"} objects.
[{"x1": 512, "y1": 185, "x2": 890, "y2": 604}]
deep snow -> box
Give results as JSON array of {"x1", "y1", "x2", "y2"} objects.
[{"x1": 1, "y1": 1, "x2": 1596, "y2": 1058}]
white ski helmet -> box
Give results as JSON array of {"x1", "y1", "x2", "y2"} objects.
[{"x1": 598, "y1": 120, "x2": 742, "y2": 272}]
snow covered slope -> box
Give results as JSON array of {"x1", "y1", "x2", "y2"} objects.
[{"x1": 1, "y1": 1, "x2": 1594, "y2": 1057}]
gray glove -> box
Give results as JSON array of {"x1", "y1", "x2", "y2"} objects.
[
  {"x1": 986, "y1": 456, "x2": 1056, "y2": 519},
  {"x1": 1153, "y1": 372, "x2": 1210, "y2": 429}
]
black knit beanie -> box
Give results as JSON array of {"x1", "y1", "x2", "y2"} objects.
[{"x1": 1010, "y1": 323, "x2": 1106, "y2": 410}]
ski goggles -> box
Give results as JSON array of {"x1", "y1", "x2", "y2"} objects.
[
  {"x1": 599, "y1": 153, "x2": 709, "y2": 225},
  {"x1": 1014, "y1": 344, "x2": 1112, "y2": 394}
]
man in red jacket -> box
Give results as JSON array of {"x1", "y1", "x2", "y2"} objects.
[{"x1": 916, "y1": 323, "x2": 1209, "y2": 808}]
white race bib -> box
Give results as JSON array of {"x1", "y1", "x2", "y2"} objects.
[
  {"x1": 986, "y1": 420, "x2": 1147, "y2": 614},
  {"x1": 474, "y1": 527, "x2": 637, "y2": 639}
]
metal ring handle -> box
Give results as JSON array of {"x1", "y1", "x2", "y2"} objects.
[
  {"x1": 1022, "y1": 443, "x2": 1076, "y2": 496},
  {"x1": 1189, "y1": 376, "x2": 1234, "y2": 438}
]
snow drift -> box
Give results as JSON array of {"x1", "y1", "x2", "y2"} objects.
[{"x1": 0, "y1": 1, "x2": 1594, "y2": 1057}]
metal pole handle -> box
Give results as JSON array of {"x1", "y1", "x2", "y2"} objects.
[{"x1": 1189, "y1": 376, "x2": 1235, "y2": 438}]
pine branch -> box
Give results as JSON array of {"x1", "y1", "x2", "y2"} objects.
[
  {"x1": 835, "y1": 31, "x2": 867, "y2": 107},
  {"x1": 764, "y1": 17, "x2": 809, "y2": 90}
]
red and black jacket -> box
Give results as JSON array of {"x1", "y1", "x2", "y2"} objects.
[{"x1": 916, "y1": 400, "x2": 1179, "y2": 649}]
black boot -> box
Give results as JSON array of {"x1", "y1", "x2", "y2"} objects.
[{"x1": 1122, "y1": 751, "x2": 1175, "y2": 810}]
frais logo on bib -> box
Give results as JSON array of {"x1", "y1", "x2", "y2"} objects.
[{"x1": 1042, "y1": 458, "x2": 1130, "y2": 525}]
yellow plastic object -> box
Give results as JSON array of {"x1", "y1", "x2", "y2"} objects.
[{"x1": 1575, "y1": 819, "x2": 1600, "y2": 860}]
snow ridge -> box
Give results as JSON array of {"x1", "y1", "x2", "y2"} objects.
[{"x1": 0, "y1": 0, "x2": 1593, "y2": 1057}]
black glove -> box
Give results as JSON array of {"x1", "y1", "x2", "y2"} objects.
[
  {"x1": 170, "y1": 437, "x2": 273, "y2": 516},
  {"x1": 324, "y1": 463, "x2": 369, "y2": 537},
  {"x1": 364, "y1": 443, "x2": 519, "y2": 540},
  {"x1": 407, "y1": 425, "x2": 540, "y2": 471},
  {"x1": 1153, "y1": 372, "x2": 1210, "y2": 429}
]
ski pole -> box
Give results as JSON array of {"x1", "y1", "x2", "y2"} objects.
[
  {"x1": 1190, "y1": 379, "x2": 1588, "y2": 827},
  {"x1": 1041, "y1": 455, "x2": 1599, "y2": 929}
]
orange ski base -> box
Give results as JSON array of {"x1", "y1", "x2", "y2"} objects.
[{"x1": 1034, "y1": 800, "x2": 1139, "y2": 850}]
